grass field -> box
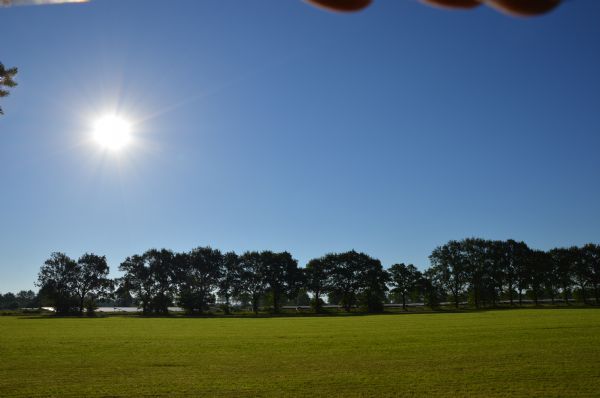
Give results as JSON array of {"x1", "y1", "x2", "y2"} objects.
[{"x1": 1, "y1": 309, "x2": 599, "y2": 397}]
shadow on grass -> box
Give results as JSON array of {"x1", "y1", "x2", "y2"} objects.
[{"x1": 14, "y1": 304, "x2": 599, "y2": 320}]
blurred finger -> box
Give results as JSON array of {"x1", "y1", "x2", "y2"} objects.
[
  {"x1": 420, "y1": 0, "x2": 482, "y2": 10},
  {"x1": 304, "y1": 0, "x2": 373, "y2": 13},
  {"x1": 485, "y1": 0, "x2": 561, "y2": 16}
]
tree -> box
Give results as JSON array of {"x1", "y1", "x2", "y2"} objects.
[
  {"x1": 36, "y1": 252, "x2": 78, "y2": 314},
  {"x1": 119, "y1": 249, "x2": 177, "y2": 314},
  {"x1": 177, "y1": 247, "x2": 223, "y2": 314},
  {"x1": 72, "y1": 253, "x2": 112, "y2": 314},
  {"x1": 0, "y1": 293, "x2": 19, "y2": 310},
  {"x1": 326, "y1": 252, "x2": 362, "y2": 312},
  {"x1": 304, "y1": 257, "x2": 330, "y2": 313},
  {"x1": 144, "y1": 249, "x2": 177, "y2": 314},
  {"x1": 357, "y1": 258, "x2": 389, "y2": 313},
  {"x1": 502, "y1": 240, "x2": 530, "y2": 306},
  {"x1": 238, "y1": 251, "x2": 265, "y2": 314},
  {"x1": 527, "y1": 250, "x2": 551, "y2": 305},
  {"x1": 421, "y1": 269, "x2": 442, "y2": 309},
  {"x1": 16, "y1": 290, "x2": 37, "y2": 308},
  {"x1": 388, "y1": 263, "x2": 422, "y2": 310},
  {"x1": 429, "y1": 241, "x2": 467, "y2": 308},
  {"x1": 119, "y1": 255, "x2": 153, "y2": 314},
  {"x1": 326, "y1": 251, "x2": 387, "y2": 313},
  {"x1": 571, "y1": 246, "x2": 590, "y2": 304},
  {"x1": 550, "y1": 248, "x2": 575, "y2": 304},
  {"x1": 582, "y1": 243, "x2": 600, "y2": 304},
  {"x1": 0, "y1": 63, "x2": 18, "y2": 115},
  {"x1": 218, "y1": 252, "x2": 242, "y2": 315},
  {"x1": 260, "y1": 251, "x2": 300, "y2": 313},
  {"x1": 113, "y1": 282, "x2": 135, "y2": 307},
  {"x1": 542, "y1": 249, "x2": 560, "y2": 304},
  {"x1": 462, "y1": 238, "x2": 490, "y2": 308}
]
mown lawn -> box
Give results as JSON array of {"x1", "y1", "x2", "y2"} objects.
[{"x1": 0, "y1": 309, "x2": 599, "y2": 397}]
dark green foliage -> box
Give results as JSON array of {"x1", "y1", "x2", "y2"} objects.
[
  {"x1": 119, "y1": 249, "x2": 177, "y2": 314},
  {"x1": 218, "y1": 251, "x2": 242, "y2": 314},
  {"x1": 429, "y1": 240, "x2": 467, "y2": 308},
  {"x1": 324, "y1": 251, "x2": 388, "y2": 313},
  {"x1": 304, "y1": 258, "x2": 329, "y2": 312},
  {"x1": 26, "y1": 238, "x2": 600, "y2": 316},
  {"x1": 0, "y1": 62, "x2": 18, "y2": 115},
  {"x1": 0, "y1": 290, "x2": 37, "y2": 310},
  {"x1": 389, "y1": 263, "x2": 422, "y2": 310},
  {"x1": 36, "y1": 253, "x2": 79, "y2": 314},
  {"x1": 549, "y1": 247, "x2": 576, "y2": 304},
  {"x1": 73, "y1": 253, "x2": 112, "y2": 314},
  {"x1": 260, "y1": 251, "x2": 301, "y2": 313},
  {"x1": 582, "y1": 243, "x2": 600, "y2": 304},
  {"x1": 177, "y1": 247, "x2": 223, "y2": 314},
  {"x1": 238, "y1": 251, "x2": 265, "y2": 314},
  {"x1": 36, "y1": 252, "x2": 111, "y2": 314}
]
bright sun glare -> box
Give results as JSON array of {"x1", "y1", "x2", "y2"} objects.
[{"x1": 93, "y1": 115, "x2": 132, "y2": 151}]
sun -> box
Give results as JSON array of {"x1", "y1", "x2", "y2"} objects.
[{"x1": 92, "y1": 115, "x2": 132, "y2": 151}]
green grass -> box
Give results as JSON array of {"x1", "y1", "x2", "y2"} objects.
[{"x1": 1, "y1": 309, "x2": 599, "y2": 397}]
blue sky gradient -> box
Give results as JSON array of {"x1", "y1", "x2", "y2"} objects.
[{"x1": 1, "y1": 0, "x2": 599, "y2": 291}]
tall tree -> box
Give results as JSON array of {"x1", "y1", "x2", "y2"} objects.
[
  {"x1": 304, "y1": 257, "x2": 330, "y2": 313},
  {"x1": 218, "y1": 251, "x2": 242, "y2": 315},
  {"x1": 357, "y1": 257, "x2": 389, "y2": 313},
  {"x1": 327, "y1": 251, "x2": 387, "y2": 312},
  {"x1": 429, "y1": 241, "x2": 467, "y2": 308},
  {"x1": 119, "y1": 249, "x2": 177, "y2": 314},
  {"x1": 549, "y1": 248, "x2": 575, "y2": 304},
  {"x1": 72, "y1": 253, "x2": 112, "y2": 314},
  {"x1": 388, "y1": 263, "x2": 422, "y2": 311},
  {"x1": 0, "y1": 63, "x2": 18, "y2": 115},
  {"x1": 326, "y1": 251, "x2": 362, "y2": 312},
  {"x1": 582, "y1": 243, "x2": 600, "y2": 304},
  {"x1": 527, "y1": 250, "x2": 551, "y2": 305},
  {"x1": 485, "y1": 240, "x2": 508, "y2": 307},
  {"x1": 177, "y1": 247, "x2": 223, "y2": 314},
  {"x1": 421, "y1": 269, "x2": 442, "y2": 309},
  {"x1": 571, "y1": 246, "x2": 590, "y2": 304},
  {"x1": 36, "y1": 252, "x2": 78, "y2": 314},
  {"x1": 462, "y1": 238, "x2": 490, "y2": 308},
  {"x1": 238, "y1": 251, "x2": 265, "y2": 314},
  {"x1": 502, "y1": 240, "x2": 530, "y2": 306},
  {"x1": 119, "y1": 255, "x2": 154, "y2": 314},
  {"x1": 260, "y1": 251, "x2": 300, "y2": 313},
  {"x1": 146, "y1": 249, "x2": 177, "y2": 314}
]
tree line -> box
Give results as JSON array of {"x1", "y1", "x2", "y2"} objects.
[{"x1": 2, "y1": 239, "x2": 598, "y2": 315}]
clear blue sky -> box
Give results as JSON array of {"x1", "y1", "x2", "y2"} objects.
[{"x1": 1, "y1": 0, "x2": 599, "y2": 292}]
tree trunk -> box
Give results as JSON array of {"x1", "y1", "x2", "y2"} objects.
[
  {"x1": 402, "y1": 293, "x2": 406, "y2": 311},
  {"x1": 314, "y1": 291, "x2": 322, "y2": 313},
  {"x1": 453, "y1": 292, "x2": 459, "y2": 309},
  {"x1": 508, "y1": 281, "x2": 514, "y2": 306},
  {"x1": 252, "y1": 294, "x2": 259, "y2": 314},
  {"x1": 273, "y1": 290, "x2": 279, "y2": 314},
  {"x1": 224, "y1": 294, "x2": 231, "y2": 315},
  {"x1": 580, "y1": 283, "x2": 587, "y2": 305},
  {"x1": 563, "y1": 284, "x2": 569, "y2": 305}
]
